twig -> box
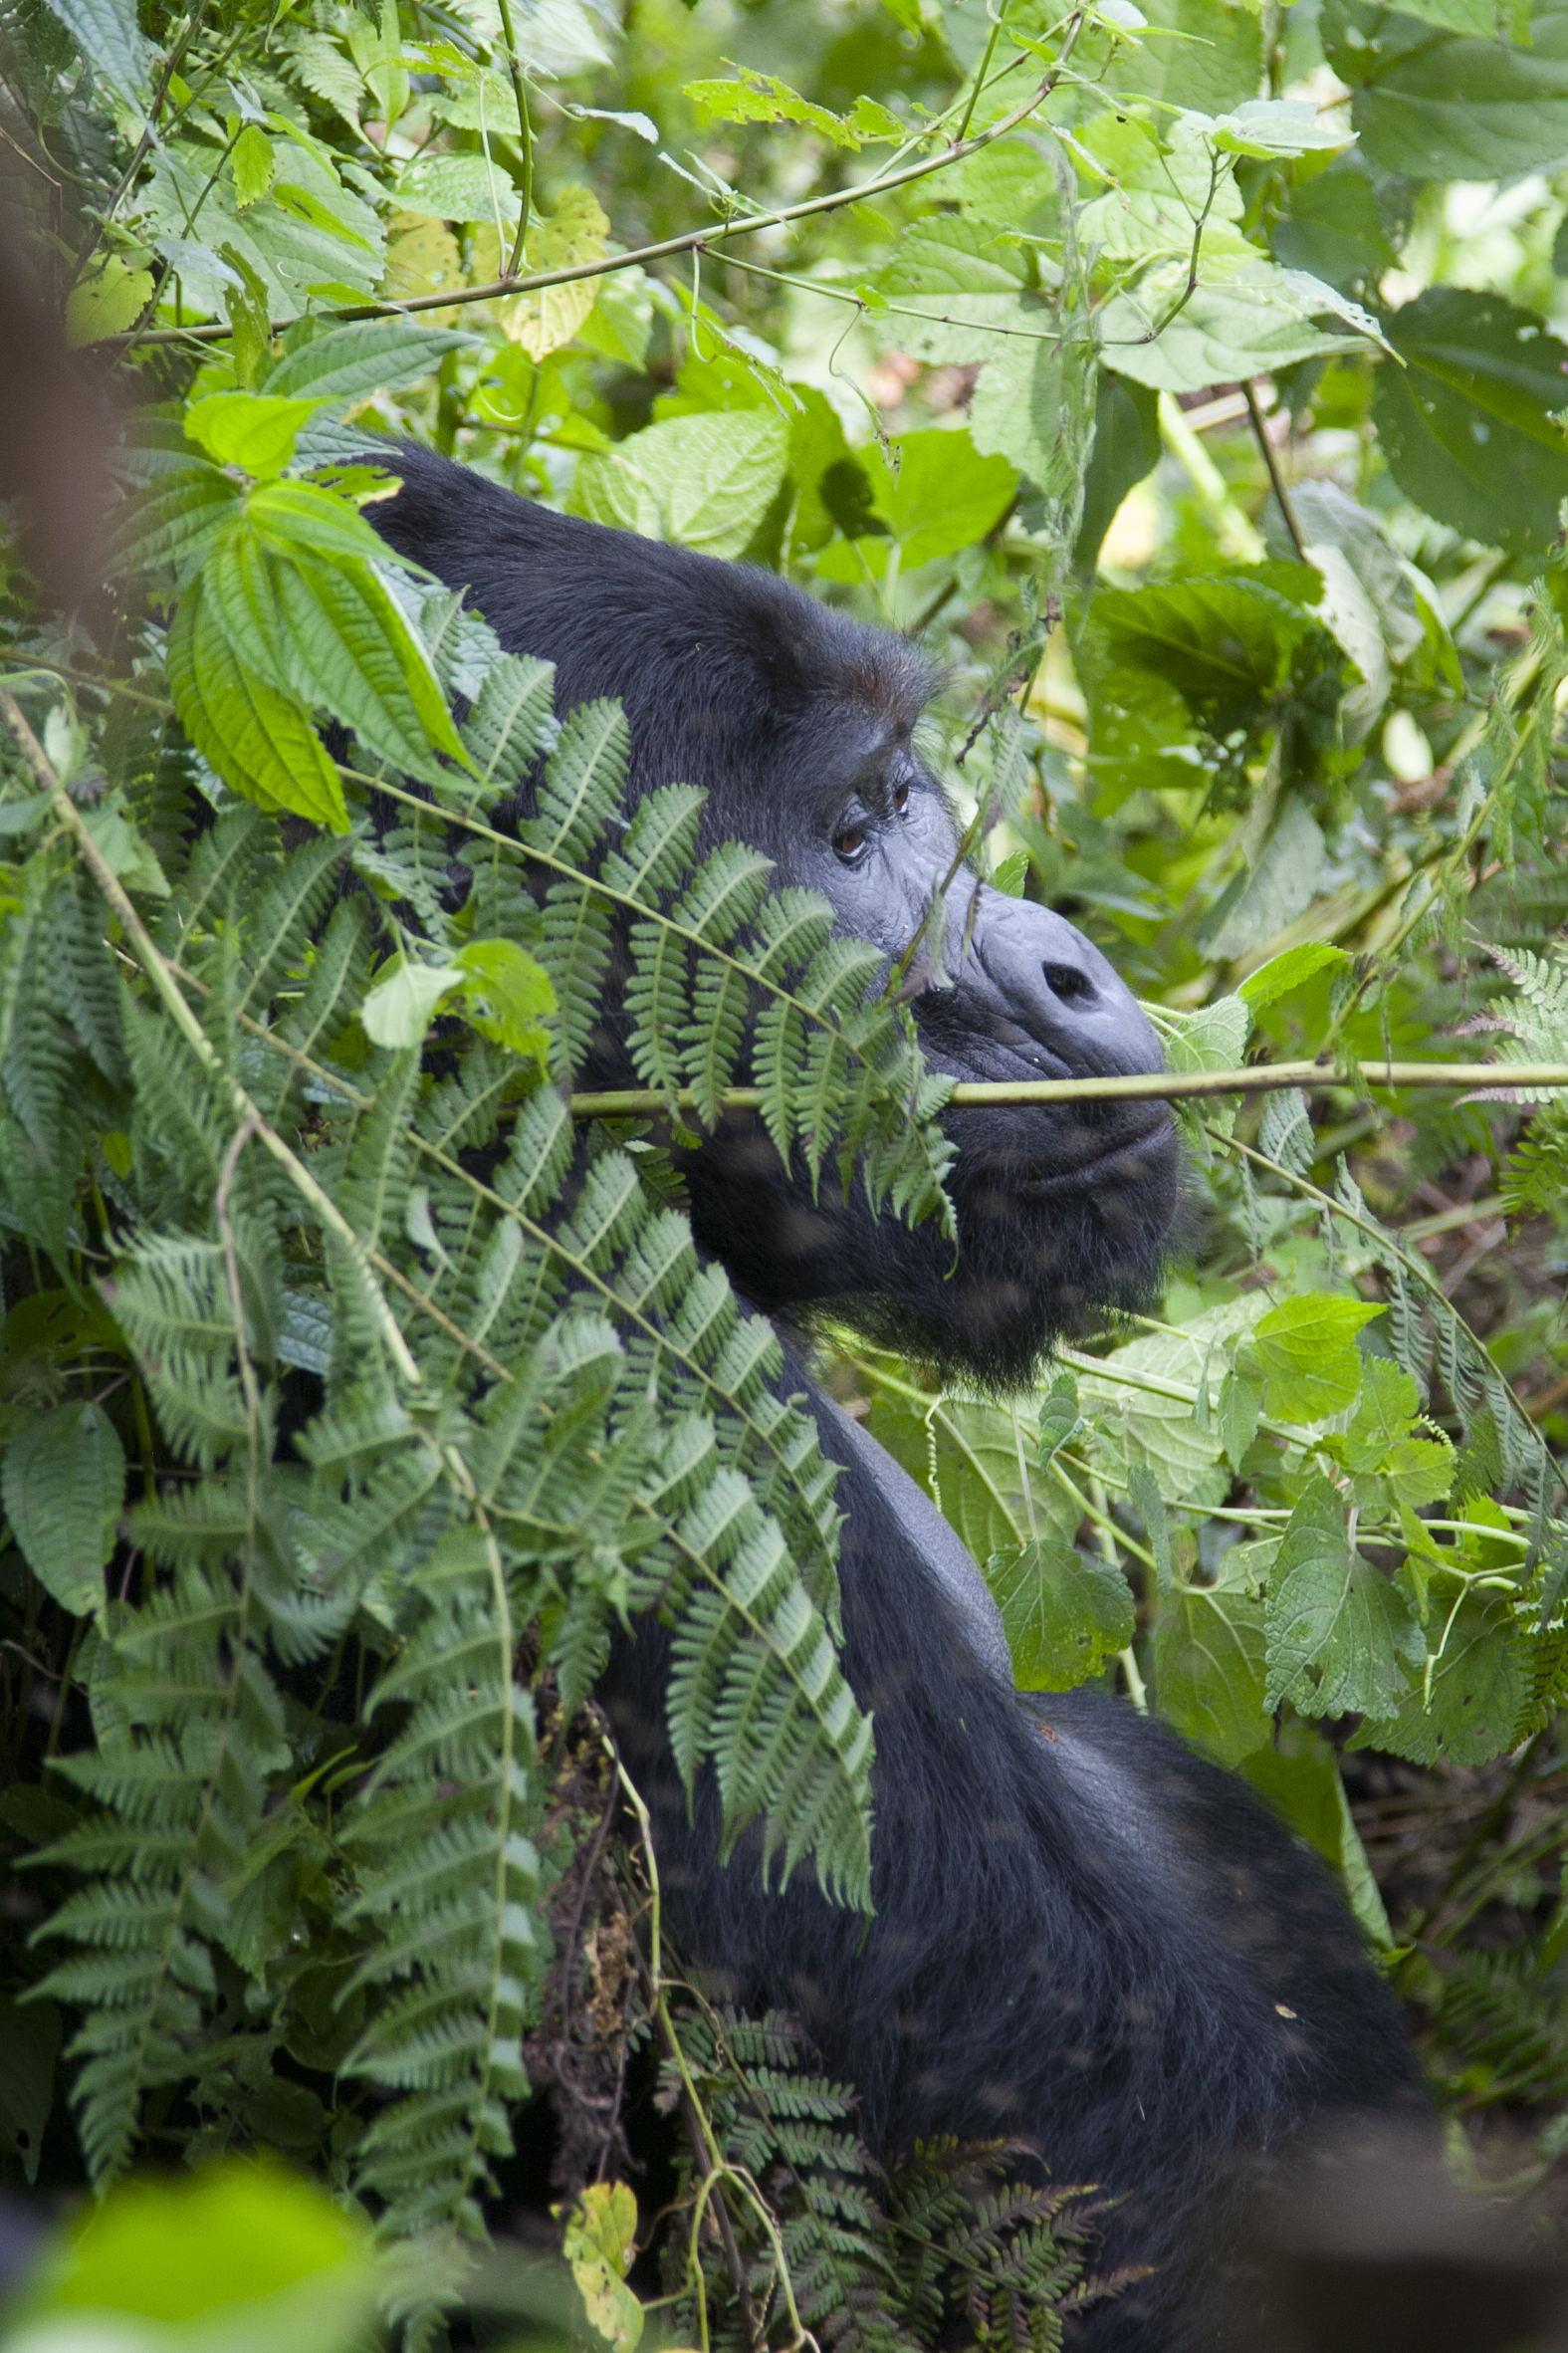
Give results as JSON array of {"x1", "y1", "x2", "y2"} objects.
[
  {"x1": 493, "y1": 0, "x2": 535, "y2": 280},
  {"x1": 0, "y1": 687, "x2": 421, "y2": 1386},
  {"x1": 1243, "y1": 379, "x2": 1305, "y2": 562},
  {"x1": 563, "y1": 1060, "x2": 1568, "y2": 1120}
]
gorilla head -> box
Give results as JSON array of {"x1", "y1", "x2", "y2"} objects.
[{"x1": 374, "y1": 449, "x2": 1180, "y2": 1382}]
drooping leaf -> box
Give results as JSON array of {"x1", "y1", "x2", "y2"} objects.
[{"x1": 2, "y1": 1402, "x2": 125, "y2": 1617}]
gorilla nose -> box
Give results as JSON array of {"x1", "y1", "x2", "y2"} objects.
[{"x1": 960, "y1": 888, "x2": 1163, "y2": 1079}]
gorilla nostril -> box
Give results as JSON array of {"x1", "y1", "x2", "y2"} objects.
[{"x1": 1044, "y1": 963, "x2": 1094, "y2": 1005}]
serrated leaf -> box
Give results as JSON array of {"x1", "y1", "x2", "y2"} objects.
[
  {"x1": 451, "y1": 938, "x2": 555, "y2": 1059},
  {"x1": 1375, "y1": 288, "x2": 1568, "y2": 553},
  {"x1": 1266, "y1": 1473, "x2": 1424, "y2": 1718},
  {"x1": 185, "y1": 393, "x2": 332, "y2": 481},
  {"x1": 2, "y1": 1402, "x2": 125, "y2": 1617},
  {"x1": 570, "y1": 410, "x2": 790, "y2": 561},
  {"x1": 985, "y1": 1539, "x2": 1134, "y2": 1692},
  {"x1": 1325, "y1": 0, "x2": 1568, "y2": 179},
  {"x1": 1154, "y1": 1580, "x2": 1271, "y2": 1766},
  {"x1": 40, "y1": 0, "x2": 147, "y2": 99},
  {"x1": 262, "y1": 321, "x2": 472, "y2": 402},
  {"x1": 1253, "y1": 1294, "x2": 1385, "y2": 1424},
  {"x1": 1350, "y1": 1577, "x2": 1527, "y2": 1767},
  {"x1": 1238, "y1": 941, "x2": 1351, "y2": 1009},
  {"x1": 167, "y1": 577, "x2": 348, "y2": 829}
]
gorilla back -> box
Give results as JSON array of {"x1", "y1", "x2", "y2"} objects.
[{"x1": 373, "y1": 449, "x2": 1425, "y2": 2348}]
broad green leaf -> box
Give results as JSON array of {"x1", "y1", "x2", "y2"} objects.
[
  {"x1": 876, "y1": 216, "x2": 1035, "y2": 367},
  {"x1": 185, "y1": 391, "x2": 332, "y2": 480},
  {"x1": 1100, "y1": 263, "x2": 1381, "y2": 395},
  {"x1": 1350, "y1": 1576, "x2": 1527, "y2": 1767},
  {"x1": 261, "y1": 320, "x2": 472, "y2": 401},
  {"x1": 576, "y1": 270, "x2": 655, "y2": 369},
  {"x1": 1271, "y1": 163, "x2": 1397, "y2": 296},
  {"x1": 826, "y1": 429, "x2": 1016, "y2": 573},
  {"x1": 167, "y1": 574, "x2": 349, "y2": 829},
  {"x1": 1324, "y1": 1, "x2": 1568, "y2": 179},
  {"x1": 40, "y1": 0, "x2": 147, "y2": 100},
  {"x1": 32, "y1": 2162, "x2": 373, "y2": 2347},
  {"x1": 1102, "y1": 0, "x2": 1262, "y2": 113},
  {"x1": 1211, "y1": 100, "x2": 1352, "y2": 158},
  {"x1": 1154, "y1": 1579, "x2": 1271, "y2": 1765},
  {"x1": 1238, "y1": 941, "x2": 1351, "y2": 1010},
  {"x1": 360, "y1": 958, "x2": 462, "y2": 1047},
  {"x1": 1375, "y1": 289, "x2": 1568, "y2": 554},
  {"x1": 1265, "y1": 1473, "x2": 1424, "y2": 1717},
  {"x1": 1090, "y1": 573, "x2": 1330, "y2": 734},
  {"x1": 1253, "y1": 1294, "x2": 1385, "y2": 1424},
  {"x1": 2, "y1": 1401, "x2": 125, "y2": 1617},
  {"x1": 864, "y1": 1385, "x2": 1079, "y2": 1563},
  {"x1": 391, "y1": 151, "x2": 520, "y2": 224},
  {"x1": 986, "y1": 1539, "x2": 1135, "y2": 1691},
  {"x1": 562, "y1": 2183, "x2": 643, "y2": 2353},
  {"x1": 970, "y1": 332, "x2": 1096, "y2": 528},
  {"x1": 64, "y1": 254, "x2": 153, "y2": 347},
  {"x1": 571, "y1": 411, "x2": 790, "y2": 561},
  {"x1": 247, "y1": 477, "x2": 408, "y2": 568},
  {"x1": 108, "y1": 460, "x2": 242, "y2": 586},
  {"x1": 1154, "y1": 993, "x2": 1251, "y2": 1072},
  {"x1": 1075, "y1": 1296, "x2": 1270, "y2": 1510},
  {"x1": 1340, "y1": 1355, "x2": 1423, "y2": 1466},
  {"x1": 452, "y1": 938, "x2": 556, "y2": 1059},
  {"x1": 505, "y1": 184, "x2": 610, "y2": 360}
]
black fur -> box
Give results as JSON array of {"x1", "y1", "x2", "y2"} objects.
[{"x1": 372, "y1": 450, "x2": 1425, "y2": 2347}]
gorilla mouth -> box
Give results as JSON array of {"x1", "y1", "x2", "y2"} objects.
[{"x1": 1017, "y1": 1111, "x2": 1178, "y2": 1195}]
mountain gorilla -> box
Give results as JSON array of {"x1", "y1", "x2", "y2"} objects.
[{"x1": 373, "y1": 449, "x2": 1424, "y2": 2349}]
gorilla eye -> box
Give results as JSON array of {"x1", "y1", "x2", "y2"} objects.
[
  {"x1": 892, "y1": 778, "x2": 910, "y2": 813},
  {"x1": 833, "y1": 825, "x2": 869, "y2": 864}
]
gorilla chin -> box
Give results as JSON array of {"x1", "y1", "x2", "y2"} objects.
[{"x1": 683, "y1": 1097, "x2": 1181, "y2": 1391}]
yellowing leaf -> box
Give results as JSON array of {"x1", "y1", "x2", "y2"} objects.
[
  {"x1": 562, "y1": 2182, "x2": 643, "y2": 2353},
  {"x1": 65, "y1": 254, "x2": 154, "y2": 348},
  {"x1": 505, "y1": 185, "x2": 609, "y2": 359}
]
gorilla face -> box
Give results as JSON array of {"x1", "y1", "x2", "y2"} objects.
[
  {"x1": 369, "y1": 448, "x2": 1179, "y2": 1383},
  {"x1": 678, "y1": 715, "x2": 1180, "y2": 1386}
]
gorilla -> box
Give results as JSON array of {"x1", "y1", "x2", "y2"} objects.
[{"x1": 373, "y1": 448, "x2": 1425, "y2": 2350}]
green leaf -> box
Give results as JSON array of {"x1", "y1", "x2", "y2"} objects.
[
  {"x1": 876, "y1": 428, "x2": 1015, "y2": 565},
  {"x1": 1350, "y1": 1578, "x2": 1527, "y2": 1767},
  {"x1": 1211, "y1": 100, "x2": 1353, "y2": 158},
  {"x1": 985, "y1": 1539, "x2": 1135, "y2": 1691},
  {"x1": 1102, "y1": 0, "x2": 1262, "y2": 113},
  {"x1": 2, "y1": 1402, "x2": 125, "y2": 1617},
  {"x1": 570, "y1": 411, "x2": 790, "y2": 561},
  {"x1": 864, "y1": 1386, "x2": 1079, "y2": 1563},
  {"x1": 1074, "y1": 373, "x2": 1161, "y2": 574},
  {"x1": 1091, "y1": 573, "x2": 1330, "y2": 734},
  {"x1": 1265, "y1": 1473, "x2": 1425, "y2": 1717},
  {"x1": 0, "y1": 1993, "x2": 60, "y2": 2185},
  {"x1": 185, "y1": 391, "x2": 334, "y2": 480},
  {"x1": 231, "y1": 123, "x2": 274, "y2": 208},
  {"x1": 167, "y1": 575, "x2": 349, "y2": 829},
  {"x1": 261, "y1": 320, "x2": 472, "y2": 402},
  {"x1": 32, "y1": 2162, "x2": 373, "y2": 2344},
  {"x1": 1271, "y1": 163, "x2": 1397, "y2": 295},
  {"x1": 1375, "y1": 289, "x2": 1568, "y2": 554},
  {"x1": 685, "y1": 65, "x2": 900, "y2": 147},
  {"x1": 1128, "y1": 1461, "x2": 1173, "y2": 1591},
  {"x1": 451, "y1": 937, "x2": 556, "y2": 1059},
  {"x1": 1100, "y1": 258, "x2": 1383, "y2": 397},
  {"x1": 1253, "y1": 1294, "x2": 1385, "y2": 1423},
  {"x1": 1219, "y1": 1367, "x2": 1262, "y2": 1471},
  {"x1": 39, "y1": 0, "x2": 147, "y2": 100},
  {"x1": 1238, "y1": 941, "x2": 1351, "y2": 1009},
  {"x1": 360, "y1": 958, "x2": 463, "y2": 1048},
  {"x1": 1154, "y1": 1579, "x2": 1272, "y2": 1766},
  {"x1": 1324, "y1": 1, "x2": 1568, "y2": 179}
]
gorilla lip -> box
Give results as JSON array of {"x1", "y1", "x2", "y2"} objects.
[{"x1": 960, "y1": 1106, "x2": 1178, "y2": 1194}]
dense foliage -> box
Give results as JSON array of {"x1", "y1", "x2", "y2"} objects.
[{"x1": 6, "y1": 0, "x2": 1568, "y2": 2343}]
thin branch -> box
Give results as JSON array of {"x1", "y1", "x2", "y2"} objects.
[
  {"x1": 563, "y1": 1060, "x2": 1568, "y2": 1120},
  {"x1": 102, "y1": 16, "x2": 1091, "y2": 351},
  {"x1": 0, "y1": 686, "x2": 422, "y2": 1386},
  {"x1": 493, "y1": 0, "x2": 535, "y2": 280},
  {"x1": 1243, "y1": 378, "x2": 1305, "y2": 562}
]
